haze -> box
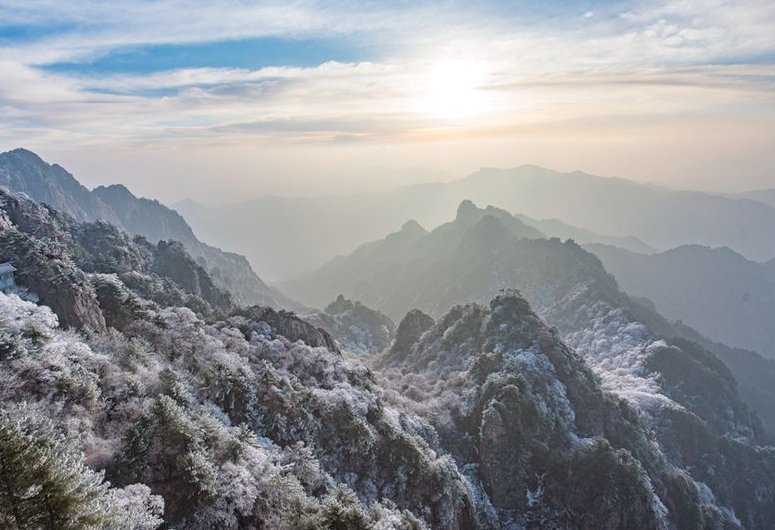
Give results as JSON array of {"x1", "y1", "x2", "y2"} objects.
[{"x1": 2, "y1": 0, "x2": 775, "y2": 204}]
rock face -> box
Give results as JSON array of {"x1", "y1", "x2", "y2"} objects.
[
  {"x1": 0, "y1": 188, "x2": 234, "y2": 326},
  {"x1": 377, "y1": 293, "x2": 739, "y2": 529},
  {"x1": 234, "y1": 305, "x2": 341, "y2": 354},
  {"x1": 304, "y1": 295, "x2": 396, "y2": 354},
  {"x1": 0, "y1": 148, "x2": 296, "y2": 309}
]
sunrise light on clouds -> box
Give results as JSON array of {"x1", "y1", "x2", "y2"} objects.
[{"x1": 1, "y1": 0, "x2": 774, "y2": 201}]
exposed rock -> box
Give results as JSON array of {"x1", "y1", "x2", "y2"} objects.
[
  {"x1": 234, "y1": 305, "x2": 341, "y2": 353},
  {"x1": 303, "y1": 295, "x2": 396, "y2": 354},
  {"x1": 387, "y1": 309, "x2": 434, "y2": 358}
]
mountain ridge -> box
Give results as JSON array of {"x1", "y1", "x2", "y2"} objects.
[
  {"x1": 176, "y1": 164, "x2": 775, "y2": 280},
  {"x1": 0, "y1": 148, "x2": 298, "y2": 310}
]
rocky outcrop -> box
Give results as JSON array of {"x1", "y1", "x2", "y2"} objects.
[
  {"x1": 387, "y1": 309, "x2": 434, "y2": 358},
  {"x1": 304, "y1": 295, "x2": 396, "y2": 354},
  {"x1": 378, "y1": 293, "x2": 737, "y2": 529},
  {"x1": 234, "y1": 305, "x2": 341, "y2": 353}
]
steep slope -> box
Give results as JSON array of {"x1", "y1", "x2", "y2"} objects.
[
  {"x1": 282, "y1": 201, "x2": 544, "y2": 309},
  {"x1": 0, "y1": 148, "x2": 294, "y2": 309},
  {"x1": 177, "y1": 165, "x2": 775, "y2": 280},
  {"x1": 0, "y1": 148, "x2": 118, "y2": 224},
  {"x1": 0, "y1": 189, "x2": 235, "y2": 327},
  {"x1": 588, "y1": 243, "x2": 775, "y2": 359},
  {"x1": 377, "y1": 294, "x2": 755, "y2": 529}
]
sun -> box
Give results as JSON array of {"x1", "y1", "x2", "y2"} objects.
[{"x1": 418, "y1": 59, "x2": 491, "y2": 120}]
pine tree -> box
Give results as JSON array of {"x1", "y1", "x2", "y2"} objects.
[{"x1": 0, "y1": 415, "x2": 156, "y2": 530}]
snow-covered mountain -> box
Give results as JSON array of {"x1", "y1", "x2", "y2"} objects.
[
  {"x1": 5, "y1": 188, "x2": 764, "y2": 528},
  {"x1": 285, "y1": 201, "x2": 775, "y2": 481},
  {"x1": 0, "y1": 148, "x2": 296, "y2": 309}
]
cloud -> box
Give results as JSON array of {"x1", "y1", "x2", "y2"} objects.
[{"x1": 0, "y1": 0, "x2": 774, "y2": 150}]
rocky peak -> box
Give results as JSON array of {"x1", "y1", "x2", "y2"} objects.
[
  {"x1": 234, "y1": 305, "x2": 341, "y2": 354},
  {"x1": 455, "y1": 199, "x2": 478, "y2": 221},
  {"x1": 375, "y1": 293, "x2": 738, "y2": 529},
  {"x1": 388, "y1": 308, "x2": 434, "y2": 356},
  {"x1": 92, "y1": 183, "x2": 136, "y2": 201},
  {"x1": 325, "y1": 294, "x2": 355, "y2": 315},
  {"x1": 400, "y1": 219, "x2": 426, "y2": 235}
]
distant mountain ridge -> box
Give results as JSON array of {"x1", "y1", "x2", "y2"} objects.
[
  {"x1": 730, "y1": 187, "x2": 775, "y2": 209},
  {"x1": 588, "y1": 243, "x2": 775, "y2": 359},
  {"x1": 0, "y1": 148, "x2": 297, "y2": 309},
  {"x1": 177, "y1": 165, "x2": 775, "y2": 280}
]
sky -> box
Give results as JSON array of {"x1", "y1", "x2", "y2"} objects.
[{"x1": 1, "y1": 0, "x2": 774, "y2": 204}]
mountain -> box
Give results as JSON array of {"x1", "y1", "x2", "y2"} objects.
[
  {"x1": 176, "y1": 165, "x2": 775, "y2": 280},
  {"x1": 375, "y1": 294, "x2": 765, "y2": 529},
  {"x1": 0, "y1": 148, "x2": 119, "y2": 223},
  {"x1": 587, "y1": 243, "x2": 775, "y2": 359},
  {"x1": 284, "y1": 201, "x2": 775, "y2": 523},
  {"x1": 4, "y1": 189, "x2": 762, "y2": 528},
  {"x1": 0, "y1": 148, "x2": 296, "y2": 309},
  {"x1": 302, "y1": 295, "x2": 396, "y2": 354},
  {"x1": 0, "y1": 188, "x2": 237, "y2": 329},
  {"x1": 732, "y1": 188, "x2": 775, "y2": 209}
]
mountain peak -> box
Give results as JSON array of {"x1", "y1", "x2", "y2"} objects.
[
  {"x1": 7, "y1": 147, "x2": 40, "y2": 156},
  {"x1": 93, "y1": 184, "x2": 136, "y2": 200},
  {"x1": 2, "y1": 148, "x2": 47, "y2": 165},
  {"x1": 456, "y1": 199, "x2": 479, "y2": 220},
  {"x1": 400, "y1": 219, "x2": 426, "y2": 234}
]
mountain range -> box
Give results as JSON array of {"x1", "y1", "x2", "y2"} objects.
[
  {"x1": 177, "y1": 165, "x2": 775, "y2": 281},
  {"x1": 4, "y1": 148, "x2": 775, "y2": 528},
  {"x1": 0, "y1": 148, "x2": 295, "y2": 309},
  {"x1": 0, "y1": 185, "x2": 770, "y2": 527},
  {"x1": 284, "y1": 201, "x2": 775, "y2": 438}
]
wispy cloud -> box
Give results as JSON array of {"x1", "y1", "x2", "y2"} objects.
[{"x1": 0, "y1": 0, "x2": 774, "y2": 199}]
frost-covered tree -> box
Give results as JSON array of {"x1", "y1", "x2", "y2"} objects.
[{"x1": 0, "y1": 411, "x2": 162, "y2": 530}]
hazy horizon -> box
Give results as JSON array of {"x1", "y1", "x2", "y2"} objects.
[
  {"x1": 2, "y1": 0, "x2": 774, "y2": 204},
  {"x1": 2, "y1": 145, "x2": 773, "y2": 207}
]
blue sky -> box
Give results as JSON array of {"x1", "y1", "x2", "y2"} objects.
[
  {"x1": 42, "y1": 36, "x2": 374, "y2": 75},
  {"x1": 0, "y1": 0, "x2": 774, "y2": 201}
]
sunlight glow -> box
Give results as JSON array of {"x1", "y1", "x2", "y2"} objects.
[{"x1": 418, "y1": 60, "x2": 492, "y2": 120}]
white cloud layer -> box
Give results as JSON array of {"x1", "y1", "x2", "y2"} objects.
[{"x1": 0, "y1": 0, "x2": 774, "y2": 200}]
